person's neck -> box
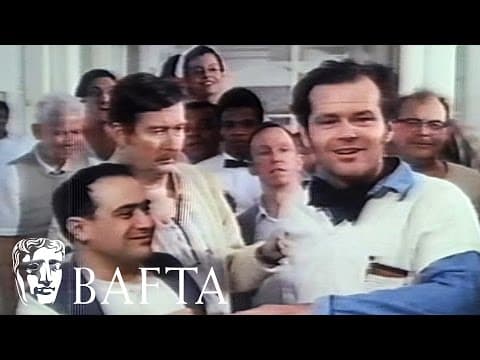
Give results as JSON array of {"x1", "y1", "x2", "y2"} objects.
[
  {"x1": 409, "y1": 158, "x2": 446, "y2": 178},
  {"x1": 75, "y1": 251, "x2": 142, "y2": 283},
  {"x1": 261, "y1": 182, "x2": 303, "y2": 218},
  {"x1": 192, "y1": 92, "x2": 220, "y2": 104},
  {"x1": 317, "y1": 158, "x2": 390, "y2": 189},
  {"x1": 38, "y1": 144, "x2": 67, "y2": 170}
]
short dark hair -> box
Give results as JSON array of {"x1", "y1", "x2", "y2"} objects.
[
  {"x1": 291, "y1": 59, "x2": 398, "y2": 128},
  {"x1": 75, "y1": 69, "x2": 117, "y2": 98},
  {"x1": 52, "y1": 163, "x2": 134, "y2": 242},
  {"x1": 183, "y1": 46, "x2": 225, "y2": 76},
  {"x1": 395, "y1": 90, "x2": 450, "y2": 120},
  {"x1": 217, "y1": 87, "x2": 265, "y2": 123},
  {"x1": 248, "y1": 122, "x2": 296, "y2": 150},
  {"x1": 109, "y1": 73, "x2": 185, "y2": 129},
  {"x1": 160, "y1": 54, "x2": 181, "y2": 79},
  {"x1": 0, "y1": 101, "x2": 9, "y2": 119}
]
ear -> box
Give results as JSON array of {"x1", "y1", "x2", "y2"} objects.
[
  {"x1": 66, "y1": 217, "x2": 90, "y2": 244},
  {"x1": 299, "y1": 126, "x2": 312, "y2": 149},
  {"x1": 31, "y1": 124, "x2": 42, "y2": 140},
  {"x1": 110, "y1": 122, "x2": 129, "y2": 147},
  {"x1": 384, "y1": 122, "x2": 394, "y2": 144}
]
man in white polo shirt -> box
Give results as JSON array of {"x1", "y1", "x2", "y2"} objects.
[{"x1": 237, "y1": 60, "x2": 480, "y2": 315}]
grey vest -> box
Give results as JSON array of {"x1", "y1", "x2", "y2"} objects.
[{"x1": 10, "y1": 151, "x2": 70, "y2": 237}]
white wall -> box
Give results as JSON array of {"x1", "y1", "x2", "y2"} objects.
[
  {"x1": 399, "y1": 45, "x2": 457, "y2": 104},
  {"x1": 0, "y1": 45, "x2": 26, "y2": 136}
]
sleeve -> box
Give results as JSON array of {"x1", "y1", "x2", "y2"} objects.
[
  {"x1": 312, "y1": 251, "x2": 480, "y2": 315},
  {"x1": 0, "y1": 165, "x2": 21, "y2": 236}
]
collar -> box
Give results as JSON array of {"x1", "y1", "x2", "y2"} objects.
[
  {"x1": 314, "y1": 157, "x2": 416, "y2": 201},
  {"x1": 368, "y1": 158, "x2": 416, "y2": 200},
  {"x1": 33, "y1": 144, "x2": 73, "y2": 175}
]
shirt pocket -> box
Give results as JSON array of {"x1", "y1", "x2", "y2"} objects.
[{"x1": 363, "y1": 261, "x2": 414, "y2": 293}]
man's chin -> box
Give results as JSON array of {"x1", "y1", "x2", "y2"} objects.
[{"x1": 154, "y1": 163, "x2": 177, "y2": 174}]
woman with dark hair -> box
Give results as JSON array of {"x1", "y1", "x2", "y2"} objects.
[
  {"x1": 176, "y1": 45, "x2": 229, "y2": 103},
  {"x1": 159, "y1": 54, "x2": 181, "y2": 79}
]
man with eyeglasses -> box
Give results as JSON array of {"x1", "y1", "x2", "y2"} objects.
[
  {"x1": 197, "y1": 87, "x2": 264, "y2": 214},
  {"x1": 389, "y1": 90, "x2": 480, "y2": 215}
]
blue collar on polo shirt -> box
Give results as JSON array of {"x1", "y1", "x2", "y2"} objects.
[{"x1": 368, "y1": 157, "x2": 416, "y2": 201}]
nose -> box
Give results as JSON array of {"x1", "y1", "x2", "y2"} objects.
[
  {"x1": 38, "y1": 263, "x2": 52, "y2": 286},
  {"x1": 271, "y1": 150, "x2": 284, "y2": 163},
  {"x1": 164, "y1": 129, "x2": 185, "y2": 151},
  {"x1": 100, "y1": 91, "x2": 111, "y2": 106},
  {"x1": 337, "y1": 120, "x2": 359, "y2": 140},
  {"x1": 418, "y1": 123, "x2": 433, "y2": 135},
  {"x1": 134, "y1": 208, "x2": 154, "y2": 229}
]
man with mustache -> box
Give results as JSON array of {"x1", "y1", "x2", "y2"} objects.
[{"x1": 108, "y1": 73, "x2": 279, "y2": 314}]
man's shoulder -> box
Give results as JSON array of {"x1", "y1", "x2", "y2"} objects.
[
  {"x1": 8, "y1": 150, "x2": 36, "y2": 167},
  {"x1": 409, "y1": 171, "x2": 474, "y2": 205},
  {"x1": 447, "y1": 162, "x2": 480, "y2": 181}
]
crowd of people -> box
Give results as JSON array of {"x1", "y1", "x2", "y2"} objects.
[{"x1": 1, "y1": 45, "x2": 480, "y2": 315}]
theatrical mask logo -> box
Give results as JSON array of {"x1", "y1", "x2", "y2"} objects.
[{"x1": 12, "y1": 238, "x2": 65, "y2": 305}]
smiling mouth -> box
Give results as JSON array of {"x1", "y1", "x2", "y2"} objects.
[
  {"x1": 412, "y1": 142, "x2": 434, "y2": 147},
  {"x1": 129, "y1": 234, "x2": 153, "y2": 243},
  {"x1": 333, "y1": 148, "x2": 364, "y2": 155}
]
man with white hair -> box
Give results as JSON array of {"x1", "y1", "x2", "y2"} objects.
[{"x1": 0, "y1": 93, "x2": 86, "y2": 314}]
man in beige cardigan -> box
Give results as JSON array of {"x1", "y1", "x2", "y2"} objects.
[{"x1": 108, "y1": 73, "x2": 282, "y2": 314}]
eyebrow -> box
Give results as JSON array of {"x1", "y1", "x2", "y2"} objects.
[
  {"x1": 147, "y1": 122, "x2": 186, "y2": 129},
  {"x1": 314, "y1": 110, "x2": 375, "y2": 119},
  {"x1": 354, "y1": 111, "x2": 375, "y2": 116}
]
